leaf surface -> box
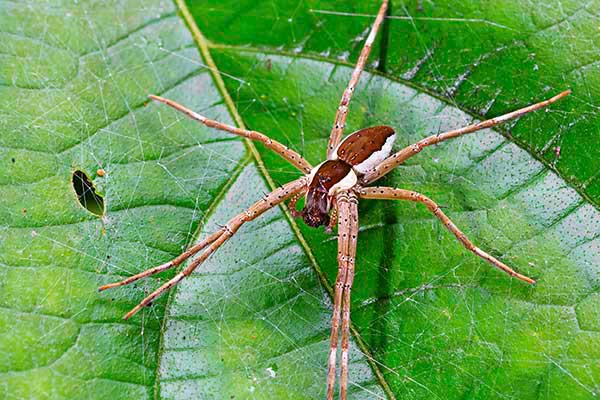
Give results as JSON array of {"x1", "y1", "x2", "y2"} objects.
[{"x1": 1, "y1": 1, "x2": 599, "y2": 400}]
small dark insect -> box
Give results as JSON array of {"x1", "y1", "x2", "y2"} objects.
[{"x1": 99, "y1": 1, "x2": 570, "y2": 398}]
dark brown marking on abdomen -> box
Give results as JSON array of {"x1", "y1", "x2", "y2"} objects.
[{"x1": 336, "y1": 126, "x2": 395, "y2": 166}]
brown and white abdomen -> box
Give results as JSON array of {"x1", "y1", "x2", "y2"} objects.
[{"x1": 332, "y1": 125, "x2": 396, "y2": 175}]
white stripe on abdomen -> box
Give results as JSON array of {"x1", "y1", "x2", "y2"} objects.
[{"x1": 353, "y1": 133, "x2": 396, "y2": 174}]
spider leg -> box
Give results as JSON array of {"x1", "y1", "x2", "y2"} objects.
[
  {"x1": 326, "y1": 216, "x2": 349, "y2": 400},
  {"x1": 359, "y1": 187, "x2": 535, "y2": 284},
  {"x1": 100, "y1": 177, "x2": 307, "y2": 320},
  {"x1": 288, "y1": 191, "x2": 304, "y2": 218},
  {"x1": 326, "y1": 0, "x2": 389, "y2": 158},
  {"x1": 149, "y1": 95, "x2": 312, "y2": 174},
  {"x1": 338, "y1": 192, "x2": 359, "y2": 400},
  {"x1": 325, "y1": 202, "x2": 338, "y2": 233},
  {"x1": 98, "y1": 229, "x2": 222, "y2": 291},
  {"x1": 326, "y1": 191, "x2": 359, "y2": 400},
  {"x1": 363, "y1": 89, "x2": 571, "y2": 184}
]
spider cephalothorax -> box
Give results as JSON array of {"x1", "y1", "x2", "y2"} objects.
[
  {"x1": 300, "y1": 160, "x2": 344, "y2": 227},
  {"x1": 99, "y1": 1, "x2": 570, "y2": 398}
]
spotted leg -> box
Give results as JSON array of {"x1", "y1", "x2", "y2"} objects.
[
  {"x1": 288, "y1": 192, "x2": 304, "y2": 218},
  {"x1": 98, "y1": 229, "x2": 223, "y2": 292},
  {"x1": 337, "y1": 191, "x2": 359, "y2": 400},
  {"x1": 326, "y1": 200, "x2": 350, "y2": 400},
  {"x1": 325, "y1": 202, "x2": 338, "y2": 233},
  {"x1": 362, "y1": 90, "x2": 571, "y2": 184},
  {"x1": 99, "y1": 177, "x2": 308, "y2": 319},
  {"x1": 327, "y1": 0, "x2": 389, "y2": 158},
  {"x1": 359, "y1": 187, "x2": 535, "y2": 284},
  {"x1": 149, "y1": 95, "x2": 312, "y2": 174}
]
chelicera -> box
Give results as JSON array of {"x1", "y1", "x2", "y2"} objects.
[{"x1": 99, "y1": 1, "x2": 570, "y2": 398}]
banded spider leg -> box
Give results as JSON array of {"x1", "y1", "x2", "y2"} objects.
[
  {"x1": 148, "y1": 95, "x2": 312, "y2": 174},
  {"x1": 327, "y1": 0, "x2": 389, "y2": 158},
  {"x1": 99, "y1": 95, "x2": 312, "y2": 319},
  {"x1": 359, "y1": 187, "x2": 534, "y2": 283},
  {"x1": 362, "y1": 89, "x2": 571, "y2": 184},
  {"x1": 100, "y1": 176, "x2": 307, "y2": 319},
  {"x1": 331, "y1": 191, "x2": 359, "y2": 400},
  {"x1": 324, "y1": 0, "x2": 389, "y2": 397}
]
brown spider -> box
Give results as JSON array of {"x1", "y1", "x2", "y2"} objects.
[{"x1": 99, "y1": 1, "x2": 570, "y2": 398}]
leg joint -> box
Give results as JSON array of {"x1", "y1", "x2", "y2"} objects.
[{"x1": 223, "y1": 224, "x2": 236, "y2": 235}]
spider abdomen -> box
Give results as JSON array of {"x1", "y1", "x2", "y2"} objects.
[
  {"x1": 309, "y1": 160, "x2": 355, "y2": 196},
  {"x1": 333, "y1": 125, "x2": 396, "y2": 174}
]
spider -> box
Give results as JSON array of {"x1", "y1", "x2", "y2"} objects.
[{"x1": 99, "y1": 1, "x2": 570, "y2": 398}]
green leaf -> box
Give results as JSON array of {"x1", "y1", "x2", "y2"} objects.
[{"x1": 1, "y1": 1, "x2": 598, "y2": 400}]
